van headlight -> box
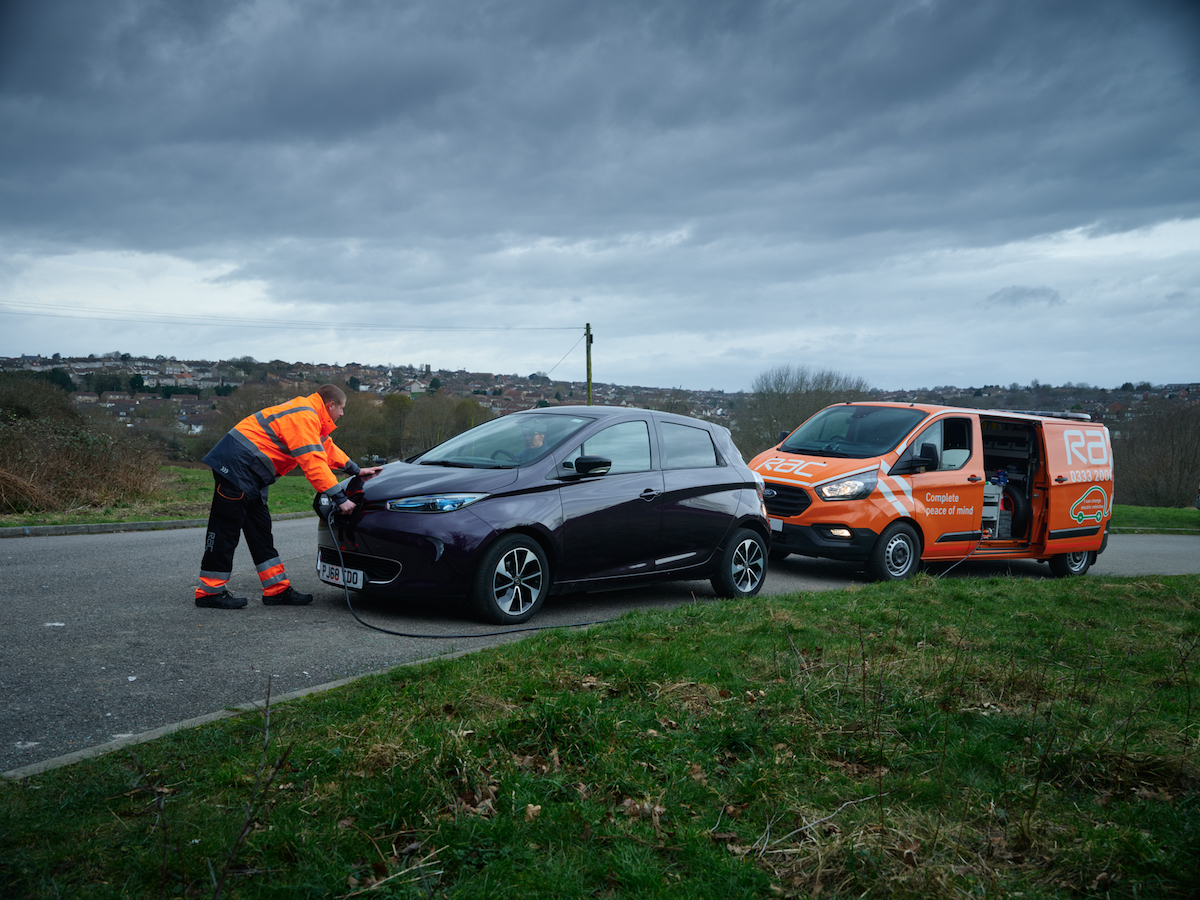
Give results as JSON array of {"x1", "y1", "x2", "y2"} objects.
[
  {"x1": 815, "y1": 471, "x2": 877, "y2": 501},
  {"x1": 387, "y1": 493, "x2": 488, "y2": 512}
]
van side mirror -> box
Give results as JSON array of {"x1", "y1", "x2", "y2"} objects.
[
  {"x1": 892, "y1": 444, "x2": 939, "y2": 476},
  {"x1": 919, "y1": 442, "x2": 940, "y2": 470}
]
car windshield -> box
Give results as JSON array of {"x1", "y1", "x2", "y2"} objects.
[
  {"x1": 780, "y1": 405, "x2": 928, "y2": 458},
  {"x1": 417, "y1": 413, "x2": 594, "y2": 468}
]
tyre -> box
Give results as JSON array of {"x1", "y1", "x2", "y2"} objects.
[
  {"x1": 866, "y1": 522, "x2": 921, "y2": 581},
  {"x1": 470, "y1": 534, "x2": 549, "y2": 625},
  {"x1": 711, "y1": 528, "x2": 767, "y2": 598},
  {"x1": 1048, "y1": 550, "x2": 1093, "y2": 578},
  {"x1": 1001, "y1": 484, "x2": 1030, "y2": 538}
]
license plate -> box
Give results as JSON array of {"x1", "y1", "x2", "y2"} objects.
[{"x1": 318, "y1": 561, "x2": 364, "y2": 588}]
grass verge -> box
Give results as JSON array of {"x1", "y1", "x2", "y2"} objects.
[
  {"x1": 3, "y1": 575, "x2": 1199, "y2": 898},
  {"x1": 1111, "y1": 504, "x2": 1200, "y2": 535}
]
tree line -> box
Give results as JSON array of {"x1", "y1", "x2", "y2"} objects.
[{"x1": 4, "y1": 365, "x2": 1198, "y2": 513}]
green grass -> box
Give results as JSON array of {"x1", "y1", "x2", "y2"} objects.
[
  {"x1": 1112, "y1": 504, "x2": 1200, "y2": 534},
  {"x1": 3, "y1": 575, "x2": 1199, "y2": 898},
  {"x1": 0, "y1": 466, "x2": 319, "y2": 528}
]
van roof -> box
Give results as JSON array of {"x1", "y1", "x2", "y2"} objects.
[{"x1": 837, "y1": 402, "x2": 1093, "y2": 423}]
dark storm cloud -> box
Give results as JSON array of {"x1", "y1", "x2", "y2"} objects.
[
  {"x1": 3, "y1": 0, "x2": 1197, "y2": 253},
  {"x1": 1, "y1": 0, "x2": 1197, "y2": 389}
]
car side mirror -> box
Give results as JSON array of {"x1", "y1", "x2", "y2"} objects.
[
  {"x1": 574, "y1": 456, "x2": 612, "y2": 476},
  {"x1": 778, "y1": 430, "x2": 790, "y2": 442}
]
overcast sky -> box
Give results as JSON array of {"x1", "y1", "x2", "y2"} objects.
[{"x1": 1, "y1": 0, "x2": 1198, "y2": 392}]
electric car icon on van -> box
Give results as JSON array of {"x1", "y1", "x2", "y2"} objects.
[{"x1": 1069, "y1": 485, "x2": 1110, "y2": 525}]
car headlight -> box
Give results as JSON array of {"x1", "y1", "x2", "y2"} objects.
[
  {"x1": 386, "y1": 493, "x2": 488, "y2": 512},
  {"x1": 814, "y1": 471, "x2": 877, "y2": 501}
]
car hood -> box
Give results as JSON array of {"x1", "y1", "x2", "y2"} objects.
[
  {"x1": 361, "y1": 461, "x2": 520, "y2": 501},
  {"x1": 748, "y1": 448, "x2": 882, "y2": 487}
]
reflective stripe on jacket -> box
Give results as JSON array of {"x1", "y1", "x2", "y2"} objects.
[{"x1": 203, "y1": 393, "x2": 355, "y2": 500}]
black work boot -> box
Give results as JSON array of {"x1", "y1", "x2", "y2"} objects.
[
  {"x1": 263, "y1": 586, "x2": 314, "y2": 605},
  {"x1": 195, "y1": 590, "x2": 248, "y2": 609}
]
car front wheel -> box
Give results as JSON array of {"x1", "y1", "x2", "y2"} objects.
[
  {"x1": 1048, "y1": 550, "x2": 1093, "y2": 578},
  {"x1": 711, "y1": 528, "x2": 767, "y2": 598},
  {"x1": 867, "y1": 522, "x2": 921, "y2": 581},
  {"x1": 470, "y1": 534, "x2": 548, "y2": 625}
]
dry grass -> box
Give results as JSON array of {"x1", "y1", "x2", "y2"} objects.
[{"x1": 1, "y1": 375, "x2": 163, "y2": 514}]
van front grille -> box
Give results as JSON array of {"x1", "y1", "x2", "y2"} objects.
[{"x1": 764, "y1": 482, "x2": 812, "y2": 518}]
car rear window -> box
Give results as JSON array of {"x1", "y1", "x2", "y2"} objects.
[{"x1": 661, "y1": 422, "x2": 720, "y2": 469}]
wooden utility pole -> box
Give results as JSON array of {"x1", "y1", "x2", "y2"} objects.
[{"x1": 585, "y1": 323, "x2": 593, "y2": 405}]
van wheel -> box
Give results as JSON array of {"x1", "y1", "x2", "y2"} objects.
[
  {"x1": 867, "y1": 522, "x2": 921, "y2": 581},
  {"x1": 470, "y1": 534, "x2": 548, "y2": 624},
  {"x1": 711, "y1": 528, "x2": 767, "y2": 598},
  {"x1": 1049, "y1": 551, "x2": 1093, "y2": 578}
]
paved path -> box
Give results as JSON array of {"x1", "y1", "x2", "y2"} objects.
[{"x1": 2, "y1": 523, "x2": 1197, "y2": 776}]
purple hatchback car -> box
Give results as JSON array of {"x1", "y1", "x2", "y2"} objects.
[{"x1": 316, "y1": 406, "x2": 770, "y2": 624}]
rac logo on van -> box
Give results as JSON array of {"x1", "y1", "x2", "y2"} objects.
[
  {"x1": 1070, "y1": 485, "x2": 1110, "y2": 524},
  {"x1": 754, "y1": 457, "x2": 829, "y2": 477},
  {"x1": 1064, "y1": 429, "x2": 1110, "y2": 466}
]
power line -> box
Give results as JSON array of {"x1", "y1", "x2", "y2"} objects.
[
  {"x1": 0, "y1": 301, "x2": 580, "y2": 333},
  {"x1": 545, "y1": 332, "x2": 586, "y2": 377}
]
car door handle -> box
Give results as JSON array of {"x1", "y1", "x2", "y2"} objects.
[
  {"x1": 967, "y1": 475, "x2": 982, "y2": 482},
  {"x1": 1055, "y1": 475, "x2": 1067, "y2": 483},
  {"x1": 640, "y1": 489, "x2": 660, "y2": 501}
]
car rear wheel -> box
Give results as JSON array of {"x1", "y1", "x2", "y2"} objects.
[
  {"x1": 711, "y1": 528, "x2": 767, "y2": 598},
  {"x1": 867, "y1": 522, "x2": 921, "y2": 581},
  {"x1": 1049, "y1": 550, "x2": 1093, "y2": 578},
  {"x1": 470, "y1": 534, "x2": 548, "y2": 625}
]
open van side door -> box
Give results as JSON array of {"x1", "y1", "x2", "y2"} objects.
[{"x1": 1040, "y1": 420, "x2": 1114, "y2": 554}]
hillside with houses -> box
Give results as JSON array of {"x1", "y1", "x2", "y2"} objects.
[{"x1": 2, "y1": 352, "x2": 1196, "y2": 441}]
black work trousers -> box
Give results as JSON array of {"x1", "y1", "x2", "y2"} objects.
[{"x1": 195, "y1": 474, "x2": 290, "y2": 598}]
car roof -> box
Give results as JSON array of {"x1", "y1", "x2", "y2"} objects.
[{"x1": 514, "y1": 404, "x2": 694, "y2": 421}]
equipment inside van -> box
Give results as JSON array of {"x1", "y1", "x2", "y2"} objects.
[{"x1": 750, "y1": 403, "x2": 1113, "y2": 580}]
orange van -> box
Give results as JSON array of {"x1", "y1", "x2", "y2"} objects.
[{"x1": 749, "y1": 403, "x2": 1113, "y2": 580}]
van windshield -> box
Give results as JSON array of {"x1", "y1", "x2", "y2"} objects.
[{"x1": 780, "y1": 406, "x2": 928, "y2": 458}]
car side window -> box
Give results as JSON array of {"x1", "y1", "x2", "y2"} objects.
[
  {"x1": 661, "y1": 422, "x2": 720, "y2": 469},
  {"x1": 910, "y1": 418, "x2": 973, "y2": 471},
  {"x1": 564, "y1": 421, "x2": 652, "y2": 474}
]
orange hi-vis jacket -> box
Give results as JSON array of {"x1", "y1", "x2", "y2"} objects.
[{"x1": 202, "y1": 392, "x2": 358, "y2": 501}]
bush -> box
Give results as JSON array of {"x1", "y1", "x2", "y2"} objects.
[
  {"x1": 733, "y1": 364, "x2": 871, "y2": 457},
  {"x1": 1112, "y1": 404, "x2": 1200, "y2": 507},
  {"x1": 0, "y1": 374, "x2": 162, "y2": 513}
]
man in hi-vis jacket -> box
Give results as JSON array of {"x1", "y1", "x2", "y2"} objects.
[{"x1": 194, "y1": 383, "x2": 381, "y2": 609}]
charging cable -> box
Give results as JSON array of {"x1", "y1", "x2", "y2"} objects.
[{"x1": 935, "y1": 531, "x2": 987, "y2": 579}]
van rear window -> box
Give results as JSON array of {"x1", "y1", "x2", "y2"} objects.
[{"x1": 781, "y1": 406, "x2": 928, "y2": 458}]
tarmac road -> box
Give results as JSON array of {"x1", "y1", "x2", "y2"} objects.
[{"x1": 2, "y1": 520, "x2": 1198, "y2": 776}]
